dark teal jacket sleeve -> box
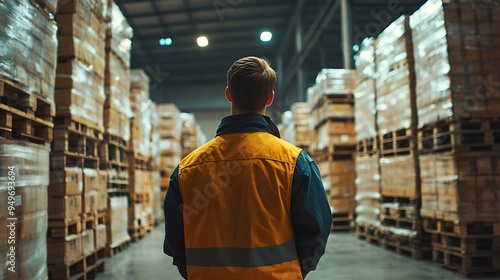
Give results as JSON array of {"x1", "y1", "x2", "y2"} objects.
[
  {"x1": 163, "y1": 166, "x2": 188, "y2": 279},
  {"x1": 291, "y1": 150, "x2": 332, "y2": 278}
]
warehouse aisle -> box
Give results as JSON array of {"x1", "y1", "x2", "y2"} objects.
[{"x1": 96, "y1": 226, "x2": 497, "y2": 280}]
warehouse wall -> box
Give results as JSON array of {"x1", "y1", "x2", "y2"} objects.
[{"x1": 151, "y1": 82, "x2": 230, "y2": 138}]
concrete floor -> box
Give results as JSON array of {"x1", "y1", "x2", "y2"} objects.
[{"x1": 96, "y1": 225, "x2": 498, "y2": 280}]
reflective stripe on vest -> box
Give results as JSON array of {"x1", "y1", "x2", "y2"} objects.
[{"x1": 186, "y1": 240, "x2": 297, "y2": 267}]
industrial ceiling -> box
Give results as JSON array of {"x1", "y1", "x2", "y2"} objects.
[{"x1": 115, "y1": 0, "x2": 426, "y2": 114}]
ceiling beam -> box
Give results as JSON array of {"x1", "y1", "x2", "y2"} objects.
[
  {"x1": 282, "y1": 0, "x2": 341, "y2": 94},
  {"x1": 120, "y1": 0, "x2": 290, "y2": 18}
]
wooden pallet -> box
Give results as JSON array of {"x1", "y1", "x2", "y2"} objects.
[
  {"x1": 377, "y1": 228, "x2": 432, "y2": 260},
  {"x1": 128, "y1": 153, "x2": 153, "y2": 171},
  {"x1": 48, "y1": 216, "x2": 82, "y2": 238},
  {"x1": 432, "y1": 233, "x2": 500, "y2": 255},
  {"x1": 381, "y1": 204, "x2": 417, "y2": 220},
  {"x1": 423, "y1": 219, "x2": 500, "y2": 237},
  {"x1": 95, "y1": 211, "x2": 106, "y2": 226},
  {"x1": 0, "y1": 77, "x2": 54, "y2": 118},
  {"x1": 357, "y1": 137, "x2": 379, "y2": 156},
  {"x1": 106, "y1": 239, "x2": 131, "y2": 257},
  {"x1": 418, "y1": 118, "x2": 500, "y2": 154},
  {"x1": 356, "y1": 223, "x2": 380, "y2": 245},
  {"x1": 379, "y1": 128, "x2": 417, "y2": 157},
  {"x1": 50, "y1": 151, "x2": 99, "y2": 169},
  {"x1": 48, "y1": 249, "x2": 105, "y2": 280},
  {"x1": 432, "y1": 244, "x2": 500, "y2": 277},
  {"x1": 99, "y1": 133, "x2": 128, "y2": 165},
  {"x1": 380, "y1": 215, "x2": 422, "y2": 231},
  {"x1": 331, "y1": 212, "x2": 354, "y2": 232},
  {"x1": 129, "y1": 224, "x2": 152, "y2": 242},
  {"x1": 382, "y1": 196, "x2": 420, "y2": 206},
  {"x1": 0, "y1": 79, "x2": 54, "y2": 144},
  {"x1": 82, "y1": 213, "x2": 97, "y2": 231},
  {"x1": 53, "y1": 115, "x2": 104, "y2": 140},
  {"x1": 379, "y1": 236, "x2": 431, "y2": 260},
  {"x1": 129, "y1": 192, "x2": 150, "y2": 203},
  {"x1": 313, "y1": 147, "x2": 356, "y2": 163}
]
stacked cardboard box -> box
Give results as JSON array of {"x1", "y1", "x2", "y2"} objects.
[
  {"x1": 157, "y1": 104, "x2": 182, "y2": 203},
  {"x1": 0, "y1": 140, "x2": 50, "y2": 279},
  {"x1": 411, "y1": 0, "x2": 500, "y2": 274},
  {"x1": 180, "y1": 113, "x2": 207, "y2": 158},
  {"x1": 103, "y1": 1, "x2": 133, "y2": 142},
  {"x1": 0, "y1": 0, "x2": 57, "y2": 144},
  {"x1": 374, "y1": 15, "x2": 431, "y2": 259},
  {"x1": 99, "y1": 0, "x2": 133, "y2": 254},
  {"x1": 127, "y1": 69, "x2": 156, "y2": 240},
  {"x1": 290, "y1": 102, "x2": 313, "y2": 150},
  {"x1": 353, "y1": 38, "x2": 382, "y2": 241},
  {"x1": 49, "y1": 1, "x2": 109, "y2": 276},
  {"x1": 309, "y1": 69, "x2": 357, "y2": 231},
  {"x1": 278, "y1": 111, "x2": 294, "y2": 145},
  {"x1": 149, "y1": 103, "x2": 163, "y2": 225}
]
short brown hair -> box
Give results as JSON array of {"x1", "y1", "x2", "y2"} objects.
[{"x1": 227, "y1": 56, "x2": 276, "y2": 112}]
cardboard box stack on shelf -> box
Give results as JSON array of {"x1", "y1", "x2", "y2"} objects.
[
  {"x1": 180, "y1": 113, "x2": 207, "y2": 158},
  {"x1": 101, "y1": 0, "x2": 133, "y2": 256},
  {"x1": 128, "y1": 69, "x2": 155, "y2": 241},
  {"x1": 0, "y1": 141, "x2": 50, "y2": 280},
  {"x1": 0, "y1": 0, "x2": 56, "y2": 144},
  {"x1": 309, "y1": 69, "x2": 357, "y2": 231},
  {"x1": 278, "y1": 111, "x2": 294, "y2": 145},
  {"x1": 411, "y1": 0, "x2": 500, "y2": 275},
  {"x1": 49, "y1": 0, "x2": 109, "y2": 277},
  {"x1": 293, "y1": 103, "x2": 314, "y2": 151},
  {"x1": 375, "y1": 15, "x2": 431, "y2": 259},
  {"x1": 157, "y1": 104, "x2": 182, "y2": 205},
  {"x1": 353, "y1": 38, "x2": 382, "y2": 242},
  {"x1": 149, "y1": 102, "x2": 163, "y2": 225}
]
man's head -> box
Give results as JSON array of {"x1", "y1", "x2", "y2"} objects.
[{"x1": 226, "y1": 56, "x2": 276, "y2": 114}]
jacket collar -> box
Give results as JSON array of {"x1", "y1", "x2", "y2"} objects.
[{"x1": 216, "y1": 113, "x2": 281, "y2": 138}]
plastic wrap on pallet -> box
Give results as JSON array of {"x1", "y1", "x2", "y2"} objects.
[
  {"x1": 35, "y1": 0, "x2": 58, "y2": 14},
  {"x1": 378, "y1": 225, "x2": 418, "y2": 238},
  {"x1": 420, "y1": 153, "x2": 500, "y2": 222},
  {"x1": 314, "y1": 68, "x2": 357, "y2": 96},
  {"x1": 58, "y1": 0, "x2": 108, "y2": 20},
  {"x1": 108, "y1": 196, "x2": 131, "y2": 247},
  {"x1": 290, "y1": 102, "x2": 312, "y2": 147},
  {"x1": 55, "y1": 59, "x2": 105, "y2": 127},
  {"x1": 106, "y1": 1, "x2": 133, "y2": 67},
  {"x1": 376, "y1": 15, "x2": 414, "y2": 134},
  {"x1": 278, "y1": 111, "x2": 295, "y2": 145},
  {"x1": 0, "y1": 0, "x2": 57, "y2": 104},
  {"x1": 355, "y1": 205, "x2": 381, "y2": 227},
  {"x1": 130, "y1": 102, "x2": 152, "y2": 158},
  {"x1": 0, "y1": 139, "x2": 49, "y2": 280},
  {"x1": 354, "y1": 79, "x2": 377, "y2": 141},
  {"x1": 380, "y1": 155, "x2": 418, "y2": 199},
  {"x1": 1, "y1": 227, "x2": 48, "y2": 279},
  {"x1": 410, "y1": 0, "x2": 500, "y2": 126},
  {"x1": 104, "y1": 104, "x2": 131, "y2": 141},
  {"x1": 150, "y1": 102, "x2": 161, "y2": 168},
  {"x1": 56, "y1": 10, "x2": 106, "y2": 79},
  {"x1": 354, "y1": 37, "x2": 377, "y2": 80},
  {"x1": 157, "y1": 103, "x2": 182, "y2": 140},
  {"x1": 130, "y1": 69, "x2": 150, "y2": 113},
  {"x1": 106, "y1": 52, "x2": 132, "y2": 116}
]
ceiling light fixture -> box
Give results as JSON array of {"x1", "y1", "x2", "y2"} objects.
[
  {"x1": 197, "y1": 36, "x2": 209, "y2": 47},
  {"x1": 260, "y1": 31, "x2": 272, "y2": 42},
  {"x1": 159, "y1": 37, "x2": 173, "y2": 46}
]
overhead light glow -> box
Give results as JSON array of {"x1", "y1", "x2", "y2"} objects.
[
  {"x1": 260, "y1": 31, "x2": 272, "y2": 42},
  {"x1": 197, "y1": 36, "x2": 209, "y2": 47},
  {"x1": 159, "y1": 37, "x2": 173, "y2": 46}
]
